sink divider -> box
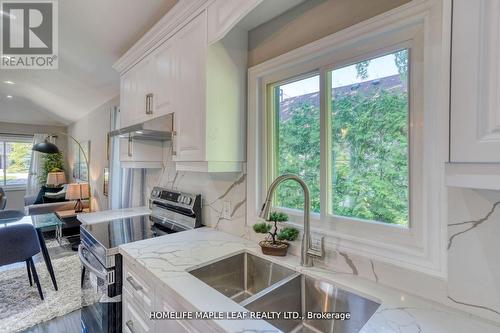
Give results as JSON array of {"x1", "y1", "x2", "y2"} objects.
[{"x1": 239, "y1": 272, "x2": 301, "y2": 307}]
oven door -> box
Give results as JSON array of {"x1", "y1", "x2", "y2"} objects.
[{"x1": 79, "y1": 245, "x2": 122, "y2": 333}]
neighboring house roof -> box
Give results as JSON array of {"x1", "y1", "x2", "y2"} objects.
[{"x1": 279, "y1": 74, "x2": 406, "y2": 121}]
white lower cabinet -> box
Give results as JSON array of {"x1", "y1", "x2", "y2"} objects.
[
  {"x1": 123, "y1": 289, "x2": 154, "y2": 333},
  {"x1": 154, "y1": 294, "x2": 190, "y2": 333},
  {"x1": 123, "y1": 258, "x2": 223, "y2": 333}
]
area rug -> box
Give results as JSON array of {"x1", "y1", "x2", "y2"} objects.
[{"x1": 0, "y1": 254, "x2": 82, "y2": 333}]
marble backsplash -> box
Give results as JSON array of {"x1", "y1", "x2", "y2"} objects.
[{"x1": 141, "y1": 156, "x2": 500, "y2": 326}]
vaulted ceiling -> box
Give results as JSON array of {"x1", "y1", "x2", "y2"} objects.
[{"x1": 0, "y1": 0, "x2": 177, "y2": 126}]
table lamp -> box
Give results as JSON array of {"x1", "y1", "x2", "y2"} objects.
[
  {"x1": 66, "y1": 183, "x2": 89, "y2": 213},
  {"x1": 46, "y1": 171, "x2": 66, "y2": 187}
]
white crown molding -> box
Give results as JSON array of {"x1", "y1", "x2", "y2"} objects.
[{"x1": 113, "y1": 0, "x2": 209, "y2": 74}]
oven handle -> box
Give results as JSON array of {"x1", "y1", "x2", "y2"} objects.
[{"x1": 78, "y1": 245, "x2": 108, "y2": 280}]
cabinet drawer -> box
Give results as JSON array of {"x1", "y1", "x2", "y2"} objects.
[
  {"x1": 123, "y1": 290, "x2": 153, "y2": 333},
  {"x1": 123, "y1": 261, "x2": 154, "y2": 311}
]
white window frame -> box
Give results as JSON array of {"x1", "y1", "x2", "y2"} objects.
[
  {"x1": 247, "y1": 0, "x2": 450, "y2": 278},
  {"x1": 0, "y1": 134, "x2": 34, "y2": 190}
]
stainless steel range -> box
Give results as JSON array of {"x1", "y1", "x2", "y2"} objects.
[{"x1": 79, "y1": 188, "x2": 202, "y2": 333}]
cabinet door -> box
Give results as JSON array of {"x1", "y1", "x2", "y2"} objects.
[
  {"x1": 119, "y1": 137, "x2": 164, "y2": 166},
  {"x1": 154, "y1": 296, "x2": 190, "y2": 333},
  {"x1": 450, "y1": 0, "x2": 500, "y2": 162},
  {"x1": 120, "y1": 70, "x2": 136, "y2": 128},
  {"x1": 173, "y1": 12, "x2": 207, "y2": 162},
  {"x1": 134, "y1": 57, "x2": 155, "y2": 124},
  {"x1": 207, "y1": 0, "x2": 262, "y2": 44},
  {"x1": 151, "y1": 40, "x2": 176, "y2": 118},
  {"x1": 123, "y1": 290, "x2": 154, "y2": 333}
]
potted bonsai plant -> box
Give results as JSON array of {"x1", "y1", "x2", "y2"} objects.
[{"x1": 253, "y1": 211, "x2": 299, "y2": 256}]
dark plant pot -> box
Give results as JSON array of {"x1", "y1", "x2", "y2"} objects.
[{"x1": 259, "y1": 240, "x2": 289, "y2": 256}]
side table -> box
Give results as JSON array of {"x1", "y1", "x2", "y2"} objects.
[{"x1": 55, "y1": 209, "x2": 89, "y2": 250}]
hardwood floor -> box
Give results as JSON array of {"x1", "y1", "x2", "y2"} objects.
[{"x1": 20, "y1": 310, "x2": 81, "y2": 333}]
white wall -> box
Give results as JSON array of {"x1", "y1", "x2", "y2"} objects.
[
  {"x1": 67, "y1": 97, "x2": 118, "y2": 211},
  {"x1": 247, "y1": 0, "x2": 410, "y2": 66},
  {"x1": 0, "y1": 121, "x2": 67, "y2": 210}
]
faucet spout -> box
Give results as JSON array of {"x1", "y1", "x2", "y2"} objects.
[{"x1": 259, "y1": 174, "x2": 315, "y2": 267}]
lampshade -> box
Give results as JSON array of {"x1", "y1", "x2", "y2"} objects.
[
  {"x1": 32, "y1": 140, "x2": 60, "y2": 154},
  {"x1": 65, "y1": 183, "x2": 90, "y2": 200},
  {"x1": 46, "y1": 171, "x2": 66, "y2": 186}
]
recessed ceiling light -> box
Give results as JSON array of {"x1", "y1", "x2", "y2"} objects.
[
  {"x1": 6, "y1": 95, "x2": 13, "y2": 99},
  {"x1": 4, "y1": 81, "x2": 14, "y2": 85},
  {"x1": 135, "y1": 131, "x2": 143, "y2": 134}
]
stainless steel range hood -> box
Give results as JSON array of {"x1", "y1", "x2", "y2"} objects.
[{"x1": 109, "y1": 113, "x2": 174, "y2": 141}]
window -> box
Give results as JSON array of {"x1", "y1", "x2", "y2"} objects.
[
  {"x1": 270, "y1": 75, "x2": 321, "y2": 213},
  {"x1": 0, "y1": 137, "x2": 33, "y2": 187},
  {"x1": 329, "y1": 50, "x2": 409, "y2": 226},
  {"x1": 249, "y1": 0, "x2": 448, "y2": 277},
  {"x1": 268, "y1": 50, "x2": 409, "y2": 226}
]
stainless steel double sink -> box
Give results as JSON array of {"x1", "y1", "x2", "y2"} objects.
[{"x1": 189, "y1": 252, "x2": 380, "y2": 333}]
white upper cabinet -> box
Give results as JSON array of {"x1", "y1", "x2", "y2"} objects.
[
  {"x1": 450, "y1": 0, "x2": 500, "y2": 162},
  {"x1": 171, "y1": 10, "x2": 247, "y2": 172},
  {"x1": 116, "y1": 6, "x2": 247, "y2": 172},
  {"x1": 172, "y1": 12, "x2": 207, "y2": 163},
  {"x1": 115, "y1": 0, "x2": 313, "y2": 171},
  {"x1": 150, "y1": 39, "x2": 177, "y2": 119},
  {"x1": 119, "y1": 56, "x2": 155, "y2": 128},
  {"x1": 207, "y1": 0, "x2": 262, "y2": 44}
]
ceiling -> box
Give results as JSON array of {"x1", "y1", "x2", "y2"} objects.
[{"x1": 0, "y1": 0, "x2": 178, "y2": 126}]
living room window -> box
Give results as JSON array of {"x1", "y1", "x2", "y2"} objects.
[{"x1": 0, "y1": 136, "x2": 33, "y2": 187}]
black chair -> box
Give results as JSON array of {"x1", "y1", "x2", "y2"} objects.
[
  {"x1": 0, "y1": 187, "x2": 6, "y2": 210},
  {"x1": 0, "y1": 224, "x2": 44, "y2": 300}
]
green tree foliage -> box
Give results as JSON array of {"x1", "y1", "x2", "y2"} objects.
[
  {"x1": 6, "y1": 143, "x2": 31, "y2": 172},
  {"x1": 275, "y1": 80, "x2": 408, "y2": 225},
  {"x1": 38, "y1": 152, "x2": 65, "y2": 185},
  {"x1": 355, "y1": 61, "x2": 370, "y2": 79},
  {"x1": 332, "y1": 90, "x2": 408, "y2": 225},
  {"x1": 276, "y1": 101, "x2": 321, "y2": 212}
]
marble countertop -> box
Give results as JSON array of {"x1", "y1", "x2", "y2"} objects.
[
  {"x1": 119, "y1": 227, "x2": 500, "y2": 333},
  {"x1": 77, "y1": 206, "x2": 150, "y2": 224}
]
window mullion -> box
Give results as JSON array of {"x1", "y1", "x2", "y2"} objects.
[
  {"x1": 319, "y1": 68, "x2": 332, "y2": 219},
  {"x1": 3, "y1": 142, "x2": 6, "y2": 186}
]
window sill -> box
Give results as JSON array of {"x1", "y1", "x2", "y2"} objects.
[
  {"x1": 3, "y1": 186, "x2": 27, "y2": 192},
  {"x1": 282, "y1": 217, "x2": 445, "y2": 278}
]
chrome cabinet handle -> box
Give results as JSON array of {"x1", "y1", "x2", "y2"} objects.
[
  {"x1": 146, "y1": 93, "x2": 153, "y2": 115},
  {"x1": 125, "y1": 320, "x2": 135, "y2": 333},
  {"x1": 126, "y1": 276, "x2": 143, "y2": 291},
  {"x1": 172, "y1": 130, "x2": 177, "y2": 157},
  {"x1": 127, "y1": 135, "x2": 132, "y2": 157}
]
